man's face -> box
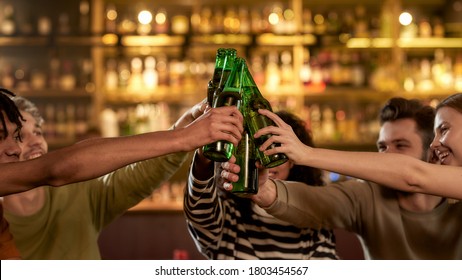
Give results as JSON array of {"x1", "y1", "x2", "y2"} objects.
[
  {"x1": 376, "y1": 118, "x2": 426, "y2": 161},
  {"x1": 18, "y1": 111, "x2": 48, "y2": 161},
  {"x1": 0, "y1": 112, "x2": 22, "y2": 163}
]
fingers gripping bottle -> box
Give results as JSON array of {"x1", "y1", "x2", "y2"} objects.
[
  {"x1": 241, "y1": 65, "x2": 288, "y2": 168},
  {"x1": 231, "y1": 131, "x2": 259, "y2": 197},
  {"x1": 202, "y1": 57, "x2": 246, "y2": 162}
]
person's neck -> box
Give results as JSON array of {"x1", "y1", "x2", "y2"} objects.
[
  {"x1": 397, "y1": 192, "x2": 444, "y2": 212},
  {"x1": 3, "y1": 187, "x2": 46, "y2": 216}
]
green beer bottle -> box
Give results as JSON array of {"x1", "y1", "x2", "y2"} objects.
[
  {"x1": 209, "y1": 48, "x2": 237, "y2": 105},
  {"x1": 241, "y1": 65, "x2": 288, "y2": 168},
  {"x1": 206, "y1": 48, "x2": 227, "y2": 105},
  {"x1": 231, "y1": 131, "x2": 259, "y2": 197},
  {"x1": 203, "y1": 57, "x2": 245, "y2": 162}
]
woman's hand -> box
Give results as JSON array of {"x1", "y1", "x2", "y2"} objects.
[
  {"x1": 254, "y1": 109, "x2": 312, "y2": 165},
  {"x1": 221, "y1": 157, "x2": 277, "y2": 208}
]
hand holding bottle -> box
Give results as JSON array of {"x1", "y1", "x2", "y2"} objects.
[
  {"x1": 203, "y1": 57, "x2": 245, "y2": 162},
  {"x1": 181, "y1": 105, "x2": 244, "y2": 152},
  {"x1": 240, "y1": 66, "x2": 288, "y2": 168},
  {"x1": 253, "y1": 109, "x2": 312, "y2": 166},
  {"x1": 221, "y1": 157, "x2": 276, "y2": 207}
]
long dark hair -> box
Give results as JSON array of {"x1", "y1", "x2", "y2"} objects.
[
  {"x1": 0, "y1": 88, "x2": 24, "y2": 139},
  {"x1": 436, "y1": 93, "x2": 462, "y2": 114}
]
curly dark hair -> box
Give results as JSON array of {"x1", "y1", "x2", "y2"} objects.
[{"x1": 0, "y1": 88, "x2": 24, "y2": 139}]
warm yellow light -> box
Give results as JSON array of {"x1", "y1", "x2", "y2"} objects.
[
  {"x1": 138, "y1": 10, "x2": 153, "y2": 25},
  {"x1": 106, "y1": 9, "x2": 117, "y2": 21},
  {"x1": 268, "y1": 12, "x2": 279, "y2": 25},
  {"x1": 283, "y1": 9, "x2": 295, "y2": 20},
  {"x1": 399, "y1": 12, "x2": 413, "y2": 26},
  {"x1": 155, "y1": 12, "x2": 167, "y2": 25},
  {"x1": 313, "y1": 14, "x2": 325, "y2": 25}
]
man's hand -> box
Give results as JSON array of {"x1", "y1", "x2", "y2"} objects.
[{"x1": 177, "y1": 105, "x2": 244, "y2": 152}]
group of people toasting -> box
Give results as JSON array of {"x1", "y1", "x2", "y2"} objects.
[{"x1": 1, "y1": 49, "x2": 462, "y2": 260}]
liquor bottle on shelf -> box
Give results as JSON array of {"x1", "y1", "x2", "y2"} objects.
[
  {"x1": 156, "y1": 54, "x2": 169, "y2": 87},
  {"x1": 280, "y1": 51, "x2": 294, "y2": 87},
  {"x1": 171, "y1": 14, "x2": 189, "y2": 35},
  {"x1": 250, "y1": 54, "x2": 265, "y2": 87},
  {"x1": 15, "y1": 63, "x2": 31, "y2": 91},
  {"x1": 265, "y1": 51, "x2": 281, "y2": 92},
  {"x1": 203, "y1": 57, "x2": 245, "y2": 162},
  {"x1": 58, "y1": 13, "x2": 71, "y2": 35},
  {"x1": 238, "y1": 6, "x2": 251, "y2": 34},
  {"x1": 80, "y1": 58, "x2": 93, "y2": 91},
  {"x1": 143, "y1": 56, "x2": 158, "y2": 90},
  {"x1": 128, "y1": 57, "x2": 143, "y2": 92},
  {"x1": 105, "y1": 3, "x2": 118, "y2": 33},
  {"x1": 30, "y1": 68, "x2": 47, "y2": 90},
  {"x1": 37, "y1": 15, "x2": 52, "y2": 36},
  {"x1": 212, "y1": 7, "x2": 225, "y2": 34},
  {"x1": 154, "y1": 8, "x2": 169, "y2": 34},
  {"x1": 302, "y1": 8, "x2": 314, "y2": 34},
  {"x1": 59, "y1": 60, "x2": 76, "y2": 91},
  {"x1": 231, "y1": 132, "x2": 259, "y2": 197},
  {"x1": 300, "y1": 48, "x2": 312, "y2": 86},
  {"x1": 1, "y1": 63, "x2": 15, "y2": 89},
  {"x1": 105, "y1": 59, "x2": 118, "y2": 91},
  {"x1": 241, "y1": 64, "x2": 288, "y2": 168},
  {"x1": 0, "y1": 3, "x2": 16, "y2": 36},
  {"x1": 79, "y1": 0, "x2": 91, "y2": 35}
]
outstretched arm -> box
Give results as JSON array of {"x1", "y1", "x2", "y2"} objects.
[
  {"x1": 253, "y1": 108, "x2": 462, "y2": 201},
  {"x1": 0, "y1": 105, "x2": 243, "y2": 196}
]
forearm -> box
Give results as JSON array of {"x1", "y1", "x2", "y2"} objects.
[
  {"x1": 191, "y1": 150, "x2": 214, "y2": 181},
  {"x1": 99, "y1": 151, "x2": 189, "y2": 218},
  {"x1": 302, "y1": 148, "x2": 428, "y2": 193},
  {"x1": 37, "y1": 130, "x2": 186, "y2": 187},
  {"x1": 262, "y1": 180, "x2": 364, "y2": 230}
]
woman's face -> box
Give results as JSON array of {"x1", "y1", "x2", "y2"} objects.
[
  {"x1": 267, "y1": 160, "x2": 294, "y2": 180},
  {"x1": 431, "y1": 107, "x2": 462, "y2": 166}
]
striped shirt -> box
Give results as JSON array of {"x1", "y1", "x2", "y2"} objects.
[{"x1": 184, "y1": 169, "x2": 339, "y2": 260}]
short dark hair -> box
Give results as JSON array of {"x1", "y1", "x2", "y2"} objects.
[
  {"x1": 379, "y1": 97, "x2": 435, "y2": 151},
  {"x1": 0, "y1": 88, "x2": 24, "y2": 138}
]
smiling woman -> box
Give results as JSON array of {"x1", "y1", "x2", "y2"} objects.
[{"x1": 430, "y1": 94, "x2": 462, "y2": 167}]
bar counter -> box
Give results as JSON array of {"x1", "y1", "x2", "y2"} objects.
[
  {"x1": 99, "y1": 199, "x2": 364, "y2": 260},
  {"x1": 98, "y1": 198, "x2": 205, "y2": 260}
]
